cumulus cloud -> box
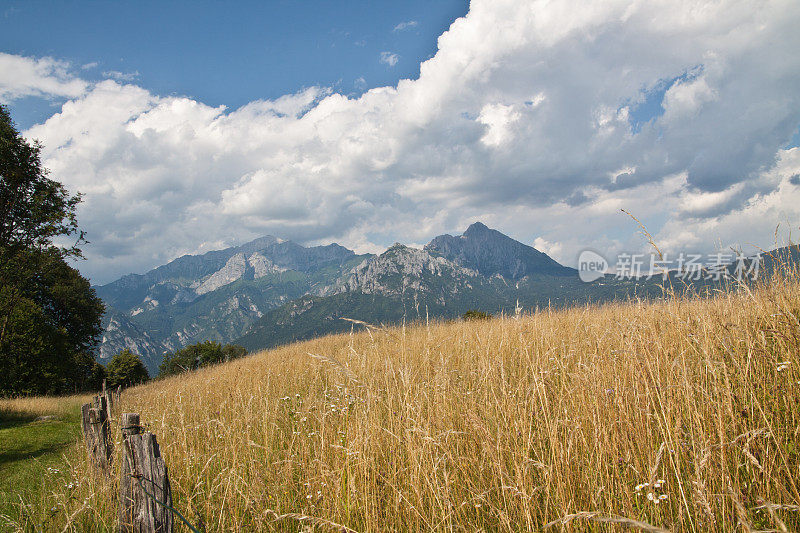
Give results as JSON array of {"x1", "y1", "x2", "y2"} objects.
[
  {"x1": 0, "y1": 52, "x2": 87, "y2": 103},
  {"x1": 14, "y1": 0, "x2": 800, "y2": 283},
  {"x1": 477, "y1": 103, "x2": 520, "y2": 147},
  {"x1": 379, "y1": 51, "x2": 399, "y2": 67},
  {"x1": 656, "y1": 148, "x2": 800, "y2": 255}
]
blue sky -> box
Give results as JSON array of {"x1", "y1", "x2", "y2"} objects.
[
  {"x1": 1, "y1": 1, "x2": 799, "y2": 283},
  {"x1": 2, "y1": 0, "x2": 468, "y2": 129}
]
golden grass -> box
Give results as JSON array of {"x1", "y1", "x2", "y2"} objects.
[
  {"x1": 0, "y1": 394, "x2": 93, "y2": 420},
  {"x1": 12, "y1": 272, "x2": 800, "y2": 531}
]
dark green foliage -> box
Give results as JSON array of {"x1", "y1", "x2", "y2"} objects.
[
  {"x1": 462, "y1": 309, "x2": 493, "y2": 320},
  {"x1": 0, "y1": 106, "x2": 82, "y2": 256},
  {"x1": 66, "y1": 352, "x2": 107, "y2": 393},
  {"x1": 0, "y1": 235, "x2": 104, "y2": 396},
  {"x1": 158, "y1": 341, "x2": 248, "y2": 378},
  {"x1": 0, "y1": 105, "x2": 104, "y2": 396},
  {"x1": 106, "y1": 349, "x2": 149, "y2": 388}
]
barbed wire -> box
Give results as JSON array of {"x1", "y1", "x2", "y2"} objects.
[{"x1": 130, "y1": 474, "x2": 203, "y2": 533}]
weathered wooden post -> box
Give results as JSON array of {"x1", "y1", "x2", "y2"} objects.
[
  {"x1": 94, "y1": 392, "x2": 114, "y2": 433},
  {"x1": 102, "y1": 378, "x2": 112, "y2": 412},
  {"x1": 80, "y1": 401, "x2": 112, "y2": 472},
  {"x1": 104, "y1": 390, "x2": 114, "y2": 420},
  {"x1": 120, "y1": 412, "x2": 141, "y2": 438},
  {"x1": 119, "y1": 413, "x2": 173, "y2": 532}
]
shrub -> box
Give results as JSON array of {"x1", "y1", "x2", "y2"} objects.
[
  {"x1": 158, "y1": 341, "x2": 248, "y2": 378},
  {"x1": 106, "y1": 349, "x2": 149, "y2": 389},
  {"x1": 461, "y1": 309, "x2": 493, "y2": 320}
]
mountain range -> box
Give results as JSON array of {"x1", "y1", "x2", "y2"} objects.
[{"x1": 93, "y1": 222, "x2": 672, "y2": 373}]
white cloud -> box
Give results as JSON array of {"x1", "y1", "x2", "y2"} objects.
[
  {"x1": 662, "y1": 75, "x2": 717, "y2": 121},
  {"x1": 102, "y1": 70, "x2": 140, "y2": 82},
  {"x1": 0, "y1": 53, "x2": 87, "y2": 103},
  {"x1": 13, "y1": 0, "x2": 800, "y2": 283},
  {"x1": 477, "y1": 103, "x2": 520, "y2": 147},
  {"x1": 533, "y1": 237, "x2": 562, "y2": 259},
  {"x1": 656, "y1": 148, "x2": 800, "y2": 255},
  {"x1": 678, "y1": 182, "x2": 744, "y2": 217},
  {"x1": 379, "y1": 51, "x2": 399, "y2": 67},
  {"x1": 393, "y1": 20, "x2": 418, "y2": 32}
]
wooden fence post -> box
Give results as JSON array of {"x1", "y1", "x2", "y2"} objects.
[
  {"x1": 80, "y1": 402, "x2": 112, "y2": 472},
  {"x1": 121, "y1": 413, "x2": 140, "y2": 438},
  {"x1": 93, "y1": 392, "x2": 115, "y2": 435},
  {"x1": 105, "y1": 390, "x2": 114, "y2": 421},
  {"x1": 119, "y1": 413, "x2": 173, "y2": 533}
]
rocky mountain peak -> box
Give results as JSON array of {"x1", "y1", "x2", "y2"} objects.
[
  {"x1": 326, "y1": 244, "x2": 477, "y2": 296},
  {"x1": 425, "y1": 222, "x2": 575, "y2": 280},
  {"x1": 195, "y1": 252, "x2": 247, "y2": 295},
  {"x1": 248, "y1": 252, "x2": 286, "y2": 278},
  {"x1": 463, "y1": 221, "x2": 490, "y2": 236},
  {"x1": 235, "y1": 235, "x2": 281, "y2": 255}
]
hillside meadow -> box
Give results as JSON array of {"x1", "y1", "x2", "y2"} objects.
[
  {"x1": 3, "y1": 270, "x2": 800, "y2": 531},
  {"x1": 0, "y1": 394, "x2": 93, "y2": 524}
]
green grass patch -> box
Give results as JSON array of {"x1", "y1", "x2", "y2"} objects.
[{"x1": 0, "y1": 401, "x2": 84, "y2": 526}]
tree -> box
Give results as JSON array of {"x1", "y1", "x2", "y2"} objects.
[
  {"x1": 0, "y1": 253, "x2": 105, "y2": 394},
  {"x1": 0, "y1": 105, "x2": 104, "y2": 395},
  {"x1": 0, "y1": 105, "x2": 81, "y2": 255},
  {"x1": 461, "y1": 309, "x2": 493, "y2": 321},
  {"x1": 106, "y1": 349, "x2": 149, "y2": 389},
  {"x1": 67, "y1": 352, "x2": 107, "y2": 393},
  {"x1": 222, "y1": 344, "x2": 247, "y2": 362},
  {"x1": 159, "y1": 341, "x2": 248, "y2": 378}
]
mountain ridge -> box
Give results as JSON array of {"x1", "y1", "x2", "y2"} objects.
[{"x1": 92, "y1": 223, "x2": 631, "y2": 373}]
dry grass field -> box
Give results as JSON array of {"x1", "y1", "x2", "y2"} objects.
[
  {"x1": 5, "y1": 270, "x2": 800, "y2": 531},
  {"x1": 0, "y1": 395, "x2": 92, "y2": 422}
]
